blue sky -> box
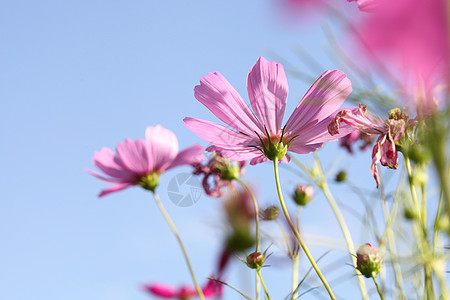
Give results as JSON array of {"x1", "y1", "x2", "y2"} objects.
[{"x1": 1, "y1": 1, "x2": 401, "y2": 299}]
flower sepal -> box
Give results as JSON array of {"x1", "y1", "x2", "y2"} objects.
[{"x1": 137, "y1": 172, "x2": 160, "y2": 192}]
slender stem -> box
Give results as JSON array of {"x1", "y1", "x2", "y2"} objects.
[
  {"x1": 404, "y1": 157, "x2": 436, "y2": 300},
  {"x1": 236, "y1": 179, "x2": 260, "y2": 252},
  {"x1": 421, "y1": 182, "x2": 427, "y2": 230},
  {"x1": 292, "y1": 254, "x2": 299, "y2": 298},
  {"x1": 380, "y1": 195, "x2": 405, "y2": 299},
  {"x1": 152, "y1": 192, "x2": 205, "y2": 300},
  {"x1": 316, "y1": 161, "x2": 368, "y2": 300},
  {"x1": 236, "y1": 178, "x2": 261, "y2": 300},
  {"x1": 404, "y1": 157, "x2": 421, "y2": 221},
  {"x1": 257, "y1": 269, "x2": 271, "y2": 300},
  {"x1": 273, "y1": 159, "x2": 336, "y2": 300},
  {"x1": 373, "y1": 277, "x2": 385, "y2": 300},
  {"x1": 432, "y1": 191, "x2": 444, "y2": 257},
  {"x1": 292, "y1": 207, "x2": 301, "y2": 298}
]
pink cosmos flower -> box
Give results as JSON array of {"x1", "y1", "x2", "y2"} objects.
[
  {"x1": 353, "y1": 0, "x2": 450, "y2": 89},
  {"x1": 329, "y1": 104, "x2": 406, "y2": 187},
  {"x1": 143, "y1": 279, "x2": 221, "y2": 299},
  {"x1": 89, "y1": 125, "x2": 204, "y2": 197},
  {"x1": 184, "y1": 57, "x2": 356, "y2": 165}
]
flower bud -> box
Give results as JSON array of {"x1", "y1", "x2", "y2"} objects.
[
  {"x1": 356, "y1": 243, "x2": 381, "y2": 278},
  {"x1": 292, "y1": 185, "x2": 314, "y2": 206},
  {"x1": 209, "y1": 153, "x2": 241, "y2": 181},
  {"x1": 259, "y1": 206, "x2": 279, "y2": 221},
  {"x1": 403, "y1": 207, "x2": 419, "y2": 220},
  {"x1": 335, "y1": 170, "x2": 347, "y2": 182},
  {"x1": 246, "y1": 251, "x2": 265, "y2": 269}
]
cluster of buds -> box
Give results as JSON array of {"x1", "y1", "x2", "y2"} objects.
[
  {"x1": 292, "y1": 184, "x2": 314, "y2": 206},
  {"x1": 194, "y1": 152, "x2": 245, "y2": 197},
  {"x1": 356, "y1": 243, "x2": 382, "y2": 278}
]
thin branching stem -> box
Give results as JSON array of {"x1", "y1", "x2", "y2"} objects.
[
  {"x1": 273, "y1": 159, "x2": 336, "y2": 300},
  {"x1": 152, "y1": 192, "x2": 205, "y2": 300},
  {"x1": 236, "y1": 178, "x2": 261, "y2": 300},
  {"x1": 314, "y1": 158, "x2": 369, "y2": 300}
]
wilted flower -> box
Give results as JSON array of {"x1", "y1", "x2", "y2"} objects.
[
  {"x1": 88, "y1": 125, "x2": 204, "y2": 197},
  {"x1": 339, "y1": 130, "x2": 374, "y2": 154},
  {"x1": 356, "y1": 243, "x2": 382, "y2": 278},
  {"x1": 143, "y1": 278, "x2": 221, "y2": 299},
  {"x1": 329, "y1": 104, "x2": 407, "y2": 188},
  {"x1": 292, "y1": 184, "x2": 314, "y2": 206},
  {"x1": 194, "y1": 153, "x2": 245, "y2": 197},
  {"x1": 260, "y1": 205, "x2": 279, "y2": 221},
  {"x1": 185, "y1": 57, "x2": 356, "y2": 165}
]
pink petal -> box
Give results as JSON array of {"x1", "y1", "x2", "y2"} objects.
[
  {"x1": 177, "y1": 286, "x2": 197, "y2": 298},
  {"x1": 87, "y1": 169, "x2": 125, "y2": 183},
  {"x1": 184, "y1": 117, "x2": 257, "y2": 148},
  {"x1": 194, "y1": 72, "x2": 264, "y2": 135},
  {"x1": 380, "y1": 139, "x2": 399, "y2": 169},
  {"x1": 98, "y1": 183, "x2": 134, "y2": 197},
  {"x1": 371, "y1": 135, "x2": 385, "y2": 188},
  {"x1": 289, "y1": 111, "x2": 357, "y2": 147},
  {"x1": 250, "y1": 154, "x2": 270, "y2": 165},
  {"x1": 288, "y1": 142, "x2": 323, "y2": 154},
  {"x1": 247, "y1": 57, "x2": 288, "y2": 134},
  {"x1": 92, "y1": 147, "x2": 136, "y2": 182},
  {"x1": 328, "y1": 105, "x2": 386, "y2": 136},
  {"x1": 206, "y1": 145, "x2": 262, "y2": 162},
  {"x1": 142, "y1": 283, "x2": 177, "y2": 298},
  {"x1": 285, "y1": 70, "x2": 352, "y2": 136},
  {"x1": 116, "y1": 138, "x2": 151, "y2": 175},
  {"x1": 249, "y1": 154, "x2": 290, "y2": 165},
  {"x1": 202, "y1": 279, "x2": 222, "y2": 298},
  {"x1": 145, "y1": 125, "x2": 179, "y2": 173},
  {"x1": 348, "y1": 0, "x2": 378, "y2": 12},
  {"x1": 168, "y1": 144, "x2": 205, "y2": 169}
]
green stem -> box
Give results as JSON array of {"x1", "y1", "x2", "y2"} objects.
[
  {"x1": 236, "y1": 179, "x2": 261, "y2": 300},
  {"x1": 432, "y1": 191, "x2": 444, "y2": 257},
  {"x1": 292, "y1": 254, "x2": 299, "y2": 299},
  {"x1": 404, "y1": 157, "x2": 435, "y2": 300},
  {"x1": 152, "y1": 192, "x2": 205, "y2": 300},
  {"x1": 380, "y1": 195, "x2": 405, "y2": 299},
  {"x1": 315, "y1": 160, "x2": 368, "y2": 300},
  {"x1": 273, "y1": 159, "x2": 336, "y2": 300},
  {"x1": 236, "y1": 179, "x2": 260, "y2": 252},
  {"x1": 373, "y1": 277, "x2": 385, "y2": 300},
  {"x1": 257, "y1": 268, "x2": 271, "y2": 300}
]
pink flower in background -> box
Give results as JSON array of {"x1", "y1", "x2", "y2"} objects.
[
  {"x1": 185, "y1": 57, "x2": 356, "y2": 165},
  {"x1": 143, "y1": 279, "x2": 221, "y2": 299},
  {"x1": 353, "y1": 0, "x2": 450, "y2": 88},
  {"x1": 329, "y1": 104, "x2": 406, "y2": 187},
  {"x1": 347, "y1": 0, "x2": 377, "y2": 12},
  {"x1": 88, "y1": 125, "x2": 204, "y2": 197}
]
